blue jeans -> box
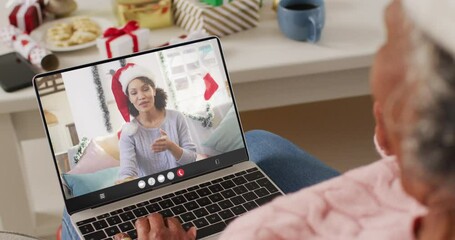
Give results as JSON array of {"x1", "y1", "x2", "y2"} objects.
[{"x1": 62, "y1": 130, "x2": 340, "y2": 239}]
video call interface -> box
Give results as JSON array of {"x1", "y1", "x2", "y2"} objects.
[{"x1": 36, "y1": 39, "x2": 244, "y2": 199}]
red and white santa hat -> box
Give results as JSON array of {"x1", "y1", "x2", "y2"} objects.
[{"x1": 111, "y1": 63, "x2": 154, "y2": 136}]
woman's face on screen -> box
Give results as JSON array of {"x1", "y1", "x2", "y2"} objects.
[{"x1": 127, "y1": 79, "x2": 156, "y2": 113}]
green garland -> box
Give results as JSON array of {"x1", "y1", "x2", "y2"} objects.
[
  {"x1": 158, "y1": 52, "x2": 179, "y2": 110},
  {"x1": 92, "y1": 66, "x2": 112, "y2": 132},
  {"x1": 73, "y1": 137, "x2": 89, "y2": 164},
  {"x1": 184, "y1": 103, "x2": 214, "y2": 128}
]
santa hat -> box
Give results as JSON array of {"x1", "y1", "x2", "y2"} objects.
[
  {"x1": 402, "y1": 0, "x2": 455, "y2": 56},
  {"x1": 111, "y1": 63, "x2": 154, "y2": 136}
]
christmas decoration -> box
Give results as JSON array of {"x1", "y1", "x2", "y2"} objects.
[
  {"x1": 114, "y1": 0, "x2": 173, "y2": 29},
  {"x1": 203, "y1": 72, "x2": 218, "y2": 100},
  {"x1": 96, "y1": 21, "x2": 150, "y2": 59},
  {"x1": 8, "y1": 0, "x2": 43, "y2": 34},
  {"x1": 184, "y1": 103, "x2": 214, "y2": 128},
  {"x1": 0, "y1": 25, "x2": 59, "y2": 70},
  {"x1": 91, "y1": 65, "x2": 112, "y2": 133},
  {"x1": 173, "y1": 0, "x2": 260, "y2": 37},
  {"x1": 73, "y1": 137, "x2": 89, "y2": 164}
]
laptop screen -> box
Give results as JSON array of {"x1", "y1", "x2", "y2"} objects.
[{"x1": 33, "y1": 37, "x2": 248, "y2": 214}]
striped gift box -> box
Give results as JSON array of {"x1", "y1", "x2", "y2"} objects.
[{"x1": 173, "y1": 0, "x2": 260, "y2": 37}]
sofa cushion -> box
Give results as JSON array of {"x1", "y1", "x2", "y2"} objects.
[
  {"x1": 67, "y1": 140, "x2": 119, "y2": 174},
  {"x1": 63, "y1": 166, "x2": 119, "y2": 197},
  {"x1": 203, "y1": 106, "x2": 244, "y2": 153}
]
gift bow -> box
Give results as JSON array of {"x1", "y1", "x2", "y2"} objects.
[
  {"x1": 104, "y1": 21, "x2": 140, "y2": 58},
  {"x1": 103, "y1": 21, "x2": 139, "y2": 38}
]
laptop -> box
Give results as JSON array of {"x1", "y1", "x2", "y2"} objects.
[{"x1": 33, "y1": 37, "x2": 284, "y2": 240}]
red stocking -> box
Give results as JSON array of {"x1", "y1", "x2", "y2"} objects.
[{"x1": 203, "y1": 72, "x2": 218, "y2": 100}]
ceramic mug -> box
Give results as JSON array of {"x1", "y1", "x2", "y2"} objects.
[{"x1": 277, "y1": 0, "x2": 325, "y2": 42}]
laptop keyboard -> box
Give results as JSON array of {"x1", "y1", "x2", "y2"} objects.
[{"x1": 77, "y1": 167, "x2": 282, "y2": 240}]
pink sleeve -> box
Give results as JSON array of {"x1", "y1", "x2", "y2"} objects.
[{"x1": 219, "y1": 158, "x2": 427, "y2": 240}]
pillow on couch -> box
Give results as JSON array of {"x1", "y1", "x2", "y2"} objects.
[
  {"x1": 63, "y1": 166, "x2": 119, "y2": 197},
  {"x1": 203, "y1": 106, "x2": 244, "y2": 153},
  {"x1": 67, "y1": 140, "x2": 119, "y2": 175},
  {"x1": 94, "y1": 132, "x2": 120, "y2": 160}
]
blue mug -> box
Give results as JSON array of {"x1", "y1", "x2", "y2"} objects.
[{"x1": 277, "y1": 0, "x2": 325, "y2": 42}]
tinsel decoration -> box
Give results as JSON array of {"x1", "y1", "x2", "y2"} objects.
[
  {"x1": 158, "y1": 51, "x2": 178, "y2": 110},
  {"x1": 184, "y1": 103, "x2": 214, "y2": 128},
  {"x1": 91, "y1": 65, "x2": 112, "y2": 132},
  {"x1": 73, "y1": 137, "x2": 89, "y2": 164}
]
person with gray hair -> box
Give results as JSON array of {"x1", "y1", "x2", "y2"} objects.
[{"x1": 61, "y1": 0, "x2": 455, "y2": 239}]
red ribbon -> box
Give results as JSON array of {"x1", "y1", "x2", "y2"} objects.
[{"x1": 104, "y1": 21, "x2": 140, "y2": 58}]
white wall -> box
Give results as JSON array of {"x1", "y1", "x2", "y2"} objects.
[
  {"x1": 62, "y1": 68, "x2": 110, "y2": 141},
  {"x1": 41, "y1": 91, "x2": 74, "y2": 153}
]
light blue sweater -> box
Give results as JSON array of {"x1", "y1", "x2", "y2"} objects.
[{"x1": 118, "y1": 110, "x2": 197, "y2": 179}]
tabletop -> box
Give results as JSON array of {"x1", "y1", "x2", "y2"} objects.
[{"x1": 0, "y1": 0, "x2": 388, "y2": 114}]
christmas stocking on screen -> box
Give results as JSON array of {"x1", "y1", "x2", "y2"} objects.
[{"x1": 203, "y1": 72, "x2": 218, "y2": 100}]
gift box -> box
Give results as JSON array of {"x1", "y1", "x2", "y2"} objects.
[
  {"x1": 8, "y1": 0, "x2": 43, "y2": 34},
  {"x1": 114, "y1": 0, "x2": 173, "y2": 29},
  {"x1": 96, "y1": 21, "x2": 150, "y2": 59},
  {"x1": 203, "y1": 0, "x2": 223, "y2": 7},
  {"x1": 173, "y1": 0, "x2": 260, "y2": 37}
]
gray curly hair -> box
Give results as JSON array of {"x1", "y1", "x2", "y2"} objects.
[{"x1": 401, "y1": 28, "x2": 455, "y2": 190}]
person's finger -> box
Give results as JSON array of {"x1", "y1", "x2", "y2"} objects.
[
  {"x1": 135, "y1": 217, "x2": 151, "y2": 237},
  {"x1": 154, "y1": 137, "x2": 166, "y2": 144},
  {"x1": 114, "y1": 232, "x2": 132, "y2": 240},
  {"x1": 152, "y1": 142, "x2": 166, "y2": 149},
  {"x1": 166, "y1": 217, "x2": 184, "y2": 234},
  {"x1": 148, "y1": 213, "x2": 166, "y2": 229},
  {"x1": 160, "y1": 129, "x2": 167, "y2": 136},
  {"x1": 187, "y1": 226, "x2": 197, "y2": 240},
  {"x1": 152, "y1": 145, "x2": 165, "y2": 152}
]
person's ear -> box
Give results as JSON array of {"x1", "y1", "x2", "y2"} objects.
[{"x1": 374, "y1": 101, "x2": 393, "y2": 156}]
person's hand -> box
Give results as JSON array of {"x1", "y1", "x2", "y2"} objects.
[
  {"x1": 417, "y1": 207, "x2": 455, "y2": 240},
  {"x1": 151, "y1": 129, "x2": 174, "y2": 153},
  {"x1": 113, "y1": 213, "x2": 197, "y2": 240}
]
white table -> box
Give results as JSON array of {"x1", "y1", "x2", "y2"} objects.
[{"x1": 0, "y1": 0, "x2": 388, "y2": 236}]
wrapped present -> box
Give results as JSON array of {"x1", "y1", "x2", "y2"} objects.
[
  {"x1": 114, "y1": 0, "x2": 173, "y2": 29},
  {"x1": 173, "y1": 0, "x2": 260, "y2": 37},
  {"x1": 202, "y1": 0, "x2": 222, "y2": 7},
  {"x1": 0, "y1": 25, "x2": 59, "y2": 70},
  {"x1": 96, "y1": 21, "x2": 150, "y2": 59},
  {"x1": 201, "y1": 0, "x2": 232, "y2": 7},
  {"x1": 8, "y1": 0, "x2": 43, "y2": 34}
]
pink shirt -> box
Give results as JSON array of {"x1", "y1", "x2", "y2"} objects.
[{"x1": 220, "y1": 157, "x2": 427, "y2": 240}]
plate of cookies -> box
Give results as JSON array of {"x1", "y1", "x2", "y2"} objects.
[{"x1": 30, "y1": 16, "x2": 111, "y2": 52}]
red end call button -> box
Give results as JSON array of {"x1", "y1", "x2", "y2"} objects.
[{"x1": 177, "y1": 169, "x2": 184, "y2": 177}]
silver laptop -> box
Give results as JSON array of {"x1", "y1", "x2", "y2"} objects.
[{"x1": 33, "y1": 37, "x2": 283, "y2": 240}]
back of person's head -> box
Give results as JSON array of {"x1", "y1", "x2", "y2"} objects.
[
  {"x1": 403, "y1": 32, "x2": 455, "y2": 193},
  {"x1": 392, "y1": 0, "x2": 455, "y2": 202}
]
